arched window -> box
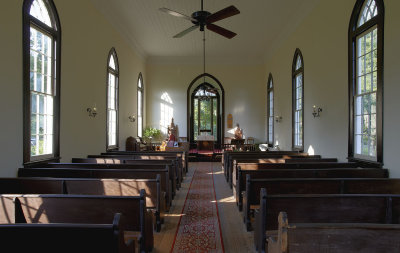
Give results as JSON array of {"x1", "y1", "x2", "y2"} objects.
[
  {"x1": 187, "y1": 74, "x2": 224, "y2": 146},
  {"x1": 292, "y1": 49, "x2": 304, "y2": 151},
  {"x1": 137, "y1": 73, "x2": 144, "y2": 137},
  {"x1": 192, "y1": 83, "x2": 219, "y2": 141},
  {"x1": 107, "y1": 48, "x2": 119, "y2": 150},
  {"x1": 349, "y1": 0, "x2": 384, "y2": 163},
  {"x1": 23, "y1": 0, "x2": 61, "y2": 164},
  {"x1": 267, "y1": 74, "x2": 274, "y2": 145}
]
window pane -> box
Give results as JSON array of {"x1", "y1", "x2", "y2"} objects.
[
  {"x1": 358, "y1": 0, "x2": 378, "y2": 27},
  {"x1": 138, "y1": 117, "x2": 143, "y2": 137},
  {"x1": 138, "y1": 91, "x2": 142, "y2": 116},
  {"x1": 138, "y1": 78, "x2": 142, "y2": 88},
  {"x1": 213, "y1": 99, "x2": 217, "y2": 139},
  {"x1": 30, "y1": 0, "x2": 53, "y2": 27},
  {"x1": 107, "y1": 52, "x2": 118, "y2": 148},
  {"x1": 357, "y1": 56, "x2": 365, "y2": 77},
  {"x1": 354, "y1": 27, "x2": 378, "y2": 159},
  {"x1": 296, "y1": 56, "x2": 302, "y2": 70},
  {"x1": 194, "y1": 99, "x2": 198, "y2": 139},
  {"x1": 30, "y1": 26, "x2": 55, "y2": 158},
  {"x1": 355, "y1": 116, "x2": 362, "y2": 134},
  {"x1": 109, "y1": 54, "x2": 116, "y2": 70}
]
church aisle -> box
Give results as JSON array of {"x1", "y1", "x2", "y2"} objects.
[
  {"x1": 170, "y1": 162, "x2": 224, "y2": 252},
  {"x1": 153, "y1": 162, "x2": 255, "y2": 253}
]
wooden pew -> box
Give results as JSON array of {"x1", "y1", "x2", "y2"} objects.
[
  {"x1": 83, "y1": 154, "x2": 184, "y2": 184},
  {"x1": 0, "y1": 176, "x2": 165, "y2": 232},
  {"x1": 222, "y1": 150, "x2": 309, "y2": 180},
  {"x1": 44, "y1": 163, "x2": 177, "y2": 199},
  {"x1": 124, "y1": 159, "x2": 182, "y2": 189},
  {"x1": 65, "y1": 176, "x2": 165, "y2": 232},
  {"x1": 0, "y1": 177, "x2": 64, "y2": 194},
  {"x1": 18, "y1": 168, "x2": 172, "y2": 210},
  {"x1": 0, "y1": 213, "x2": 135, "y2": 253},
  {"x1": 253, "y1": 190, "x2": 400, "y2": 253},
  {"x1": 7, "y1": 191, "x2": 152, "y2": 252},
  {"x1": 227, "y1": 154, "x2": 324, "y2": 186},
  {"x1": 268, "y1": 212, "x2": 400, "y2": 253},
  {"x1": 230, "y1": 161, "x2": 359, "y2": 188},
  {"x1": 284, "y1": 158, "x2": 338, "y2": 163},
  {"x1": 103, "y1": 150, "x2": 188, "y2": 173},
  {"x1": 234, "y1": 166, "x2": 385, "y2": 209},
  {"x1": 243, "y1": 177, "x2": 400, "y2": 231}
]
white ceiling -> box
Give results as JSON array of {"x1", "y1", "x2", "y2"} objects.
[{"x1": 90, "y1": 0, "x2": 321, "y2": 64}]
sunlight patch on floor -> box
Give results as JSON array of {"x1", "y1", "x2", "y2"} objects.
[
  {"x1": 164, "y1": 213, "x2": 186, "y2": 217},
  {"x1": 211, "y1": 196, "x2": 236, "y2": 203}
]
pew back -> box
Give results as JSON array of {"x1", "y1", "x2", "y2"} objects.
[
  {"x1": 18, "y1": 168, "x2": 172, "y2": 210},
  {"x1": 235, "y1": 167, "x2": 389, "y2": 210},
  {"x1": 243, "y1": 177, "x2": 400, "y2": 230},
  {"x1": 254, "y1": 190, "x2": 400, "y2": 253},
  {"x1": 0, "y1": 213, "x2": 134, "y2": 253},
  {"x1": 13, "y1": 192, "x2": 150, "y2": 252},
  {"x1": 268, "y1": 212, "x2": 400, "y2": 253}
]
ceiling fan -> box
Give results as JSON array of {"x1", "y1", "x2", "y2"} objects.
[{"x1": 159, "y1": 0, "x2": 240, "y2": 39}]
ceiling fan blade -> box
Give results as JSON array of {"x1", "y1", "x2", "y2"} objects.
[
  {"x1": 159, "y1": 7, "x2": 197, "y2": 22},
  {"x1": 173, "y1": 25, "x2": 199, "y2": 38},
  {"x1": 206, "y1": 5, "x2": 240, "y2": 24},
  {"x1": 207, "y1": 23, "x2": 237, "y2": 39}
]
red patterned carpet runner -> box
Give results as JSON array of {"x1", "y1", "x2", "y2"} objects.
[{"x1": 170, "y1": 163, "x2": 224, "y2": 253}]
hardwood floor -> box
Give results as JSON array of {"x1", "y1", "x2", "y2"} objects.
[{"x1": 153, "y1": 162, "x2": 255, "y2": 253}]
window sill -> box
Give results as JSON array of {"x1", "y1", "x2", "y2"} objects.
[
  {"x1": 24, "y1": 157, "x2": 61, "y2": 168},
  {"x1": 107, "y1": 146, "x2": 119, "y2": 152},
  {"x1": 347, "y1": 157, "x2": 383, "y2": 168}
]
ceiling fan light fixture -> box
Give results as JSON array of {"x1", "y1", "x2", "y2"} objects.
[{"x1": 159, "y1": 0, "x2": 240, "y2": 39}]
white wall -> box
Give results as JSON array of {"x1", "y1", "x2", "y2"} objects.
[
  {"x1": 0, "y1": 0, "x2": 145, "y2": 176},
  {"x1": 265, "y1": 0, "x2": 400, "y2": 176},
  {"x1": 146, "y1": 63, "x2": 266, "y2": 143}
]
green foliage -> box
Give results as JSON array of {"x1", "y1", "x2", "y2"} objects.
[{"x1": 143, "y1": 127, "x2": 162, "y2": 142}]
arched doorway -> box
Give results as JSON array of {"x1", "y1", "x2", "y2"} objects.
[{"x1": 187, "y1": 73, "x2": 225, "y2": 147}]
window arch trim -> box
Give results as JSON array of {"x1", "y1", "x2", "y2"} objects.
[
  {"x1": 348, "y1": 0, "x2": 384, "y2": 165},
  {"x1": 106, "y1": 48, "x2": 119, "y2": 150},
  {"x1": 292, "y1": 48, "x2": 304, "y2": 151},
  {"x1": 23, "y1": 0, "x2": 61, "y2": 165}
]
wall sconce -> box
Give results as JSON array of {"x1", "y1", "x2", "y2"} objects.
[
  {"x1": 275, "y1": 116, "x2": 282, "y2": 123},
  {"x1": 312, "y1": 105, "x2": 322, "y2": 118},
  {"x1": 128, "y1": 115, "x2": 136, "y2": 122},
  {"x1": 87, "y1": 106, "x2": 97, "y2": 118}
]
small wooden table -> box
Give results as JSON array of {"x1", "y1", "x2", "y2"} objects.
[
  {"x1": 197, "y1": 140, "x2": 215, "y2": 151},
  {"x1": 197, "y1": 135, "x2": 215, "y2": 151}
]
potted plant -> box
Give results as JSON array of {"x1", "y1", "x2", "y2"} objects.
[{"x1": 143, "y1": 127, "x2": 162, "y2": 144}]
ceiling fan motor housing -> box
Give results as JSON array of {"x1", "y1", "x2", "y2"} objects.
[{"x1": 191, "y1": 11, "x2": 211, "y2": 31}]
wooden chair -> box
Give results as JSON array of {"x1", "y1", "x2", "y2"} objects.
[{"x1": 246, "y1": 137, "x2": 255, "y2": 144}]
